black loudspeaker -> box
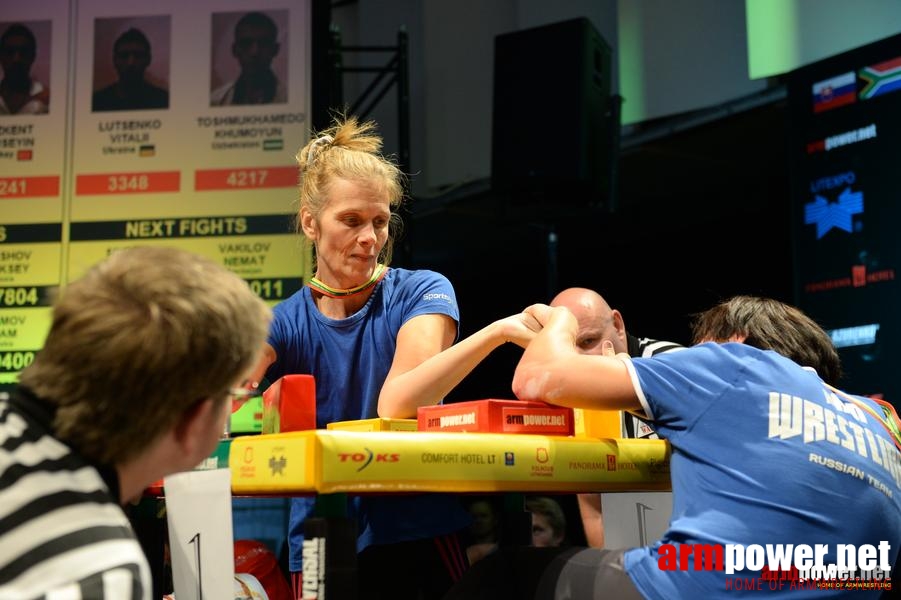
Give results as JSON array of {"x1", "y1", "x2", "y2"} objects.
[{"x1": 492, "y1": 18, "x2": 613, "y2": 208}]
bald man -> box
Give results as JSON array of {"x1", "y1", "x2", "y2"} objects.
[
  {"x1": 549, "y1": 288, "x2": 683, "y2": 381},
  {"x1": 549, "y1": 287, "x2": 683, "y2": 547}
]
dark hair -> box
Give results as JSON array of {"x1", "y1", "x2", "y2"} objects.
[
  {"x1": 524, "y1": 496, "x2": 566, "y2": 540},
  {"x1": 235, "y1": 11, "x2": 278, "y2": 40},
  {"x1": 114, "y1": 28, "x2": 151, "y2": 53},
  {"x1": 691, "y1": 295, "x2": 843, "y2": 385},
  {"x1": 1, "y1": 23, "x2": 37, "y2": 51}
]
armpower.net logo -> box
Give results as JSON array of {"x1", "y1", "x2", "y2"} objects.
[{"x1": 656, "y1": 541, "x2": 893, "y2": 592}]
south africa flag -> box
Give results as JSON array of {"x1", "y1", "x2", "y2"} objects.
[{"x1": 859, "y1": 56, "x2": 901, "y2": 100}]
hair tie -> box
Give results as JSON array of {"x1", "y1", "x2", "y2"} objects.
[{"x1": 307, "y1": 134, "x2": 334, "y2": 165}]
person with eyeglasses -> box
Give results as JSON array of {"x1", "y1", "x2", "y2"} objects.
[
  {"x1": 92, "y1": 26, "x2": 169, "y2": 112},
  {"x1": 0, "y1": 22, "x2": 49, "y2": 115},
  {"x1": 0, "y1": 246, "x2": 272, "y2": 599},
  {"x1": 249, "y1": 114, "x2": 543, "y2": 600},
  {"x1": 211, "y1": 11, "x2": 286, "y2": 106},
  {"x1": 444, "y1": 295, "x2": 901, "y2": 600}
]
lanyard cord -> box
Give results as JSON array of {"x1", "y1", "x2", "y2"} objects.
[
  {"x1": 824, "y1": 383, "x2": 901, "y2": 453},
  {"x1": 307, "y1": 263, "x2": 388, "y2": 299}
]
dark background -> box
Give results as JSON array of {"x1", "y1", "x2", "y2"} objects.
[
  {"x1": 788, "y1": 32, "x2": 901, "y2": 406},
  {"x1": 310, "y1": 7, "x2": 798, "y2": 403},
  {"x1": 311, "y1": 4, "x2": 901, "y2": 405},
  {"x1": 405, "y1": 96, "x2": 793, "y2": 402}
]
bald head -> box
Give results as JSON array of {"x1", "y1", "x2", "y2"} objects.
[{"x1": 549, "y1": 287, "x2": 627, "y2": 355}]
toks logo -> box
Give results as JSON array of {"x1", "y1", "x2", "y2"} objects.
[{"x1": 338, "y1": 447, "x2": 400, "y2": 472}]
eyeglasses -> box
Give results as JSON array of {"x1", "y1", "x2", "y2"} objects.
[{"x1": 228, "y1": 381, "x2": 262, "y2": 413}]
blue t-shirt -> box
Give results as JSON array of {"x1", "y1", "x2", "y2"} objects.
[
  {"x1": 266, "y1": 267, "x2": 472, "y2": 571},
  {"x1": 622, "y1": 343, "x2": 901, "y2": 598}
]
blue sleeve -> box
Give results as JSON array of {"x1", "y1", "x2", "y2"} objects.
[
  {"x1": 265, "y1": 292, "x2": 306, "y2": 383},
  {"x1": 395, "y1": 269, "x2": 460, "y2": 341},
  {"x1": 629, "y1": 343, "x2": 747, "y2": 440}
]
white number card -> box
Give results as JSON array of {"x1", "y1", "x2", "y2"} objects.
[{"x1": 164, "y1": 469, "x2": 234, "y2": 600}]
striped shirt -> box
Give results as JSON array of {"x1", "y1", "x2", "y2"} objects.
[
  {"x1": 622, "y1": 334, "x2": 685, "y2": 439},
  {"x1": 0, "y1": 389, "x2": 151, "y2": 599}
]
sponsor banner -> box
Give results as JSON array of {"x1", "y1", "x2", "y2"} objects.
[
  {"x1": 806, "y1": 123, "x2": 877, "y2": 154},
  {"x1": 229, "y1": 431, "x2": 671, "y2": 495},
  {"x1": 418, "y1": 398, "x2": 575, "y2": 435},
  {"x1": 229, "y1": 430, "x2": 317, "y2": 494},
  {"x1": 803, "y1": 264, "x2": 895, "y2": 294},
  {"x1": 319, "y1": 431, "x2": 669, "y2": 493},
  {"x1": 803, "y1": 187, "x2": 863, "y2": 239}
]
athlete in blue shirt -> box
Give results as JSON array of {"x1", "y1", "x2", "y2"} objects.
[
  {"x1": 251, "y1": 115, "x2": 540, "y2": 600},
  {"x1": 446, "y1": 295, "x2": 900, "y2": 599}
]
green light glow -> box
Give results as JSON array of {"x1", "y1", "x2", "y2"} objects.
[
  {"x1": 617, "y1": 0, "x2": 646, "y2": 125},
  {"x1": 746, "y1": 0, "x2": 802, "y2": 79},
  {"x1": 746, "y1": 0, "x2": 901, "y2": 79}
]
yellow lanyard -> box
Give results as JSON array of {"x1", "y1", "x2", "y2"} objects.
[
  {"x1": 825, "y1": 384, "x2": 901, "y2": 453},
  {"x1": 307, "y1": 263, "x2": 388, "y2": 298}
]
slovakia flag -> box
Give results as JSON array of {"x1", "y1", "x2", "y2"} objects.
[{"x1": 812, "y1": 72, "x2": 856, "y2": 113}]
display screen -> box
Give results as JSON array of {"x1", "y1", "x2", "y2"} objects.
[{"x1": 788, "y1": 33, "x2": 901, "y2": 408}]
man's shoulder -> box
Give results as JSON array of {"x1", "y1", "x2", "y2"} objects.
[
  {"x1": 388, "y1": 266, "x2": 449, "y2": 284},
  {"x1": 91, "y1": 85, "x2": 119, "y2": 110},
  {"x1": 629, "y1": 333, "x2": 685, "y2": 358},
  {"x1": 210, "y1": 81, "x2": 235, "y2": 105},
  {"x1": 380, "y1": 268, "x2": 457, "y2": 317},
  {"x1": 0, "y1": 512, "x2": 149, "y2": 598},
  {"x1": 30, "y1": 80, "x2": 50, "y2": 105},
  {"x1": 273, "y1": 78, "x2": 287, "y2": 103},
  {"x1": 0, "y1": 441, "x2": 120, "y2": 557},
  {"x1": 145, "y1": 82, "x2": 169, "y2": 101},
  {"x1": 92, "y1": 84, "x2": 116, "y2": 100}
]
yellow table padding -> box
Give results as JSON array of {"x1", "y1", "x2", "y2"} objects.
[
  {"x1": 326, "y1": 418, "x2": 418, "y2": 432},
  {"x1": 229, "y1": 430, "x2": 670, "y2": 495},
  {"x1": 230, "y1": 430, "x2": 318, "y2": 494}
]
